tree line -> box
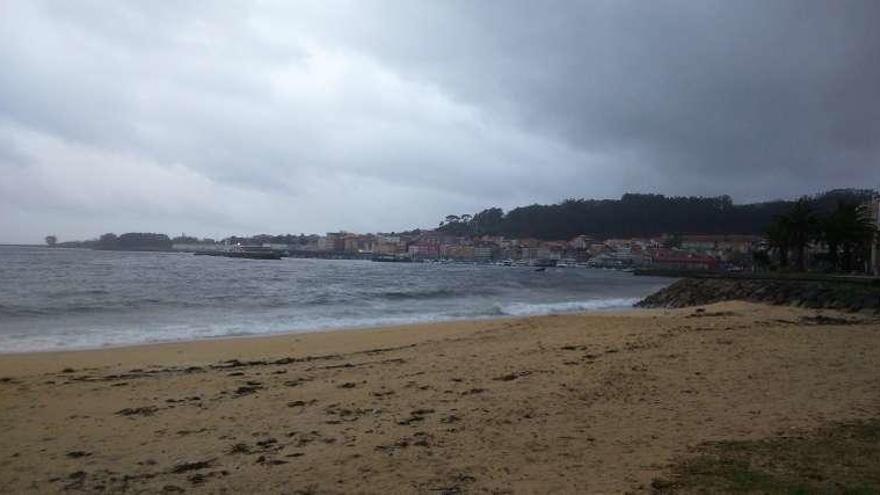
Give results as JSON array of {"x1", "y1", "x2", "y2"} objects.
[
  {"x1": 49, "y1": 233, "x2": 174, "y2": 251},
  {"x1": 95, "y1": 233, "x2": 173, "y2": 251},
  {"x1": 437, "y1": 189, "x2": 876, "y2": 240}
]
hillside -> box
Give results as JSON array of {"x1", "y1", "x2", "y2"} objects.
[{"x1": 438, "y1": 189, "x2": 876, "y2": 240}]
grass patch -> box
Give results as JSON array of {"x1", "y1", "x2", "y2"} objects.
[{"x1": 652, "y1": 418, "x2": 880, "y2": 494}]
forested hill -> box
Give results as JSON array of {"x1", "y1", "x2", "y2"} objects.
[{"x1": 437, "y1": 189, "x2": 877, "y2": 240}]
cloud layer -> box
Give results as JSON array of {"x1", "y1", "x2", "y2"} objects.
[{"x1": 2, "y1": 1, "x2": 878, "y2": 242}]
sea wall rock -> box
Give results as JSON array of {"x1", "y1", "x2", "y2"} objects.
[{"x1": 637, "y1": 277, "x2": 880, "y2": 313}]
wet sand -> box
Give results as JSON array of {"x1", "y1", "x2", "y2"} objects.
[{"x1": 1, "y1": 302, "x2": 878, "y2": 493}]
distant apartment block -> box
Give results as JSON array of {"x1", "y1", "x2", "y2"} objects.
[
  {"x1": 473, "y1": 246, "x2": 494, "y2": 261},
  {"x1": 679, "y1": 234, "x2": 762, "y2": 254},
  {"x1": 649, "y1": 248, "x2": 720, "y2": 271},
  {"x1": 569, "y1": 235, "x2": 593, "y2": 250},
  {"x1": 407, "y1": 239, "x2": 440, "y2": 259}
]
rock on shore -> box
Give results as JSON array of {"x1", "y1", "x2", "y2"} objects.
[{"x1": 637, "y1": 277, "x2": 880, "y2": 313}]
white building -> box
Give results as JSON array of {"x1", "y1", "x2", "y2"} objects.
[{"x1": 869, "y1": 198, "x2": 880, "y2": 276}]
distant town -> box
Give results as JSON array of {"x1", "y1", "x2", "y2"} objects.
[{"x1": 43, "y1": 190, "x2": 880, "y2": 275}]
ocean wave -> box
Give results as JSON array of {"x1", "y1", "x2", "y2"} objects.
[
  {"x1": 496, "y1": 298, "x2": 639, "y2": 316},
  {"x1": 377, "y1": 288, "x2": 459, "y2": 300},
  {"x1": 303, "y1": 287, "x2": 479, "y2": 305},
  {"x1": 0, "y1": 305, "x2": 45, "y2": 318},
  {"x1": 49, "y1": 289, "x2": 111, "y2": 297},
  {"x1": 0, "y1": 248, "x2": 674, "y2": 352},
  {"x1": 0, "y1": 298, "x2": 645, "y2": 353},
  {"x1": 0, "y1": 296, "x2": 291, "y2": 318},
  {"x1": 0, "y1": 299, "x2": 183, "y2": 318}
]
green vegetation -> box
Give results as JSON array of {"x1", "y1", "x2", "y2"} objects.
[
  {"x1": 95, "y1": 233, "x2": 172, "y2": 251},
  {"x1": 437, "y1": 189, "x2": 875, "y2": 240},
  {"x1": 767, "y1": 200, "x2": 876, "y2": 273},
  {"x1": 767, "y1": 199, "x2": 820, "y2": 271},
  {"x1": 652, "y1": 418, "x2": 880, "y2": 494},
  {"x1": 822, "y1": 203, "x2": 878, "y2": 273}
]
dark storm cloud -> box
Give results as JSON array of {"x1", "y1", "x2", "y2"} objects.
[
  {"x1": 312, "y1": 0, "x2": 880, "y2": 198},
  {"x1": 1, "y1": 0, "x2": 878, "y2": 242}
]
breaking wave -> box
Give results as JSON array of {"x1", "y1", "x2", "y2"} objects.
[
  {"x1": 496, "y1": 298, "x2": 640, "y2": 316},
  {"x1": 0, "y1": 246, "x2": 674, "y2": 352}
]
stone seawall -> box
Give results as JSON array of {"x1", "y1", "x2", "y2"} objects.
[{"x1": 637, "y1": 277, "x2": 880, "y2": 313}]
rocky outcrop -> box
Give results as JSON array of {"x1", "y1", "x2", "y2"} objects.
[{"x1": 637, "y1": 277, "x2": 880, "y2": 313}]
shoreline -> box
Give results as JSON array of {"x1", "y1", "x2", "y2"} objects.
[
  {"x1": 0, "y1": 314, "x2": 511, "y2": 357},
  {"x1": 0, "y1": 305, "x2": 655, "y2": 377},
  {"x1": 0, "y1": 314, "x2": 525, "y2": 374},
  {"x1": 0, "y1": 299, "x2": 644, "y2": 358},
  {"x1": 3, "y1": 309, "x2": 623, "y2": 377},
  {"x1": 2, "y1": 301, "x2": 878, "y2": 493}
]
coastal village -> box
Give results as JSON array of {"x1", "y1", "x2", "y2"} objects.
[
  {"x1": 47, "y1": 195, "x2": 879, "y2": 274},
  {"x1": 168, "y1": 196, "x2": 880, "y2": 275},
  {"x1": 175, "y1": 232, "x2": 750, "y2": 271}
]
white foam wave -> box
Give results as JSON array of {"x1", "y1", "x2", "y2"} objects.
[
  {"x1": 0, "y1": 298, "x2": 642, "y2": 353},
  {"x1": 497, "y1": 298, "x2": 639, "y2": 316}
]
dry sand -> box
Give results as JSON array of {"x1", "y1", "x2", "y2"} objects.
[{"x1": 1, "y1": 302, "x2": 878, "y2": 494}]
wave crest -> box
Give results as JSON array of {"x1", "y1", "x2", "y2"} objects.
[{"x1": 497, "y1": 298, "x2": 638, "y2": 316}]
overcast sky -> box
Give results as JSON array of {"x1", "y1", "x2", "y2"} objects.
[{"x1": 2, "y1": 1, "x2": 878, "y2": 243}]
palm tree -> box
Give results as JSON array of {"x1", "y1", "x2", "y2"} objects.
[
  {"x1": 821, "y1": 202, "x2": 876, "y2": 272},
  {"x1": 765, "y1": 219, "x2": 790, "y2": 268},
  {"x1": 766, "y1": 199, "x2": 818, "y2": 271},
  {"x1": 784, "y1": 199, "x2": 818, "y2": 271},
  {"x1": 821, "y1": 211, "x2": 844, "y2": 270}
]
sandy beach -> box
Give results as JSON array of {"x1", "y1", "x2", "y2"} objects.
[{"x1": 1, "y1": 302, "x2": 878, "y2": 494}]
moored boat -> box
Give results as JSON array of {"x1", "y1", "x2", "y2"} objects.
[{"x1": 194, "y1": 244, "x2": 282, "y2": 260}]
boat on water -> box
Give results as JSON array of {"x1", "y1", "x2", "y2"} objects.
[
  {"x1": 370, "y1": 254, "x2": 413, "y2": 263},
  {"x1": 194, "y1": 244, "x2": 282, "y2": 260},
  {"x1": 532, "y1": 258, "x2": 558, "y2": 268}
]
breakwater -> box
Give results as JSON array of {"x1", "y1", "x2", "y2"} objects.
[{"x1": 637, "y1": 276, "x2": 880, "y2": 313}]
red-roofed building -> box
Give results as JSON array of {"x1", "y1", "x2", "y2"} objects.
[
  {"x1": 407, "y1": 237, "x2": 441, "y2": 259},
  {"x1": 679, "y1": 234, "x2": 762, "y2": 254},
  {"x1": 649, "y1": 248, "x2": 720, "y2": 271}
]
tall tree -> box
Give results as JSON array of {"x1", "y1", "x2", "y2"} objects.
[
  {"x1": 782, "y1": 199, "x2": 818, "y2": 272},
  {"x1": 765, "y1": 220, "x2": 790, "y2": 268},
  {"x1": 470, "y1": 207, "x2": 504, "y2": 235},
  {"x1": 821, "y1": 202, "x2": 876, "y2": 272},
  {"x1": 97, "y1": 233, "x2": 118, "y2": 249}
]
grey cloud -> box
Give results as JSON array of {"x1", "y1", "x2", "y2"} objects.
[
  {"x1": 1, "y1": 0, "x2": 878, "y2": 243},
  {"x1": 307, "y1": 0, "x2": 880, "y2": 197}
]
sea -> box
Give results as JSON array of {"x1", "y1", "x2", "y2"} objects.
[{"x1": 0, "y1": 246, "x2": 674, "y2": 353}]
